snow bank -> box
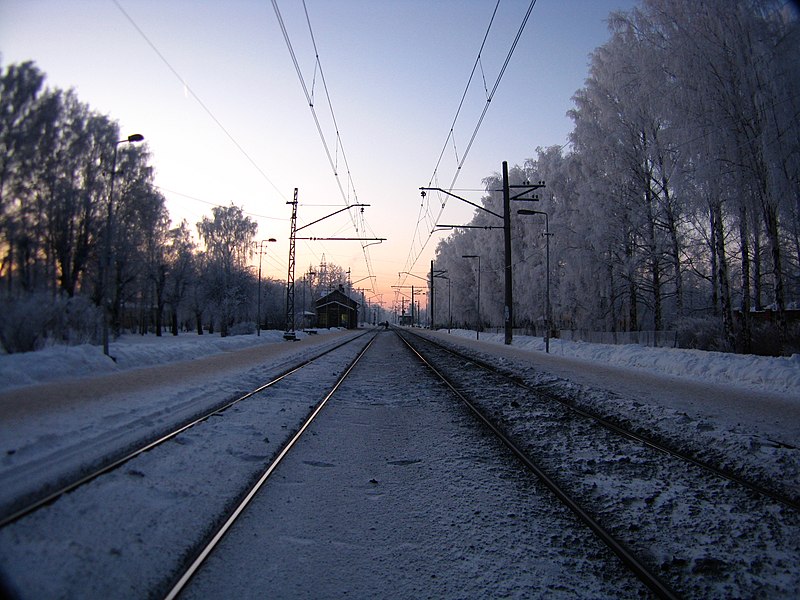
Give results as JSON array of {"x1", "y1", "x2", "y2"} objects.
[
  {"x1": 448, "y1": 330, "x2": 800, "y2": 395},
  {"x1": 1, "y1": 327, "x2": 797, "y2": 396},
  {"x1": 0, "y1": 330, "x2": 325, "y2": 392}
]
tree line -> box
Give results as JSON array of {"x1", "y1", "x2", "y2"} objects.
[
  {"x1": 0, "y1": 59, "x2": 370, "y2": 355},
  {"x1": 434, "y1": 0, "x2": 799, "y2": 355},
  {"x1": 0, "y1": 61, "x2": 292, "y2": 352}
]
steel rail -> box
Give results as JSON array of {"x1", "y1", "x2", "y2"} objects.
[
  {"x1": 0, "y1": 331, "x2": 371, "y2": 529},
  {"x1": 401, "y1": 328, "x2": 800, "y2": 513},
  {"x1": 163, "y1": 333, "x2": 378, "y2": 600},
  {"x1": 396, "y1": 330, "x2": 681, "y2": 600}
]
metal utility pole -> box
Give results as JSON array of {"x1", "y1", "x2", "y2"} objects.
[
  {"x1": 426, "y1": 160, "x2": 544, "y2": 345},
  {"x1": 392, "y1": 285, "x2": 418, "y2": 326},
  {"x1": 284, "y1": 188, "x2": 298, "y2": 340},
  {"x1": 431, "y1": 268, "x2": 449, "y2": 332},
  {"x1": 429, "y1": 261, "x2": 448, "y2": 330},
  {"x1": 283, "y1": 192, "x2": 383, "y2": 340},
  {"x1": 502, "y1": 161, "x2": 513, "y2": 345},
  {"x1": 399, "y1": 270, "x2": 433, "y2": 328},
  {"x1": 507, "y1": 166, "x2": 547, "y2": 346},
  {"x1": 430, "y1": 260, "x2": 434, "y2": 329},
  {"x1": 102, "y1": 133, "x2": 144, "y2": 357},
  {"x1": 412, "y1": 285, "x2": 415, "y2": 326}
]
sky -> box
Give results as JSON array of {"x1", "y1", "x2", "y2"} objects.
[{"x1": 0, "y1": 0, "x2": 637, "y2": 308}]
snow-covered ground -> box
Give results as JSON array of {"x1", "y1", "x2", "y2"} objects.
[
  {"x1": 0, "y1": 329, "x2": 307, "y2": 391},
  {"x1": 449, "y1": 329, "x2": 800, "y2": 396},
  {"x1": 0, "y1": 327, "x2": 798, "y2": 598},
  {"x1": 2, "y1": 327, "x2": 796, "y2": 396}
]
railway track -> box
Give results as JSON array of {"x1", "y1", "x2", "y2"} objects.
[
  {"x1": 167, "y1": 329, "x2": 653, "y2": 599},
  {"x1": 163, "y1": 333, "x2": 379, "y2": 599},
  {"x1": 395, "y1": 327, "x2": 800, "y2": 598},
  {"x1": 0, "y1": 331, "x2": 376, "y2": 598},
  {"x1": 2, "y1": 328, "x2": 798, "y2": 598},
  {"x1": 396, "y1": 330, "x2": 678, "y2": 599},
  {"x1": 400, "y1": 328, "x2": 800, "y2": 512},
  {"x1": 0, "y1": 330, "x2": 371, "y2": 529}
]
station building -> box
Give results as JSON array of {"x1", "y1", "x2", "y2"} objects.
[{"x1": 315, "y1": 286, "x2": 360, "y2": 329}]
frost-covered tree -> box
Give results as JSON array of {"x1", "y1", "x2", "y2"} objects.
[
  {"x1": 612, "y1": 0, "x2": 799, "y2": 346},
  {"x1": 433, "y1": 0, "x2": 798, "y2": 354},
  {"x1": 197, "y1": 204, "x2": 257, "y2": 337},
  {"x1": 164, "y1": 220, "x2": 196, "y2": 336}
]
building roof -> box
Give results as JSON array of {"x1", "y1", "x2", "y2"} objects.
[{"x1": 315, "y1": 288, "x2": 360, "y2": 310}]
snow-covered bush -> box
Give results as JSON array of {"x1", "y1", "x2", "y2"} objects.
[
  {"x1": 675, "y1": 317, "x2": 729, "y2": 352},
  {"x1": 0, "y1": 295, "x2": 53, "y2": 353},
  {"x1": 0, "y1": 294, "x2": 102, "y2": 354},
  {"x1": 55, "y1": 296, "x2": 103, "y2": 346},
  {"x1": 229, "y1": 321, "x2": 256, "y2": 336}
]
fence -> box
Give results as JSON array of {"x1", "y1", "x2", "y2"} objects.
[
  {"x1": 558, "y1": 329, "x2": 678, "y2": 348},
  {"x1": 480, "y1": 326, "x2": 678, "y2": 348}
]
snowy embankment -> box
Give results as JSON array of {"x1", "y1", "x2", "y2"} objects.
[
  {"x1": 0, "y1": 327, "x2": 797, "y2": 396},
  {"x1": 448, "y1": 330, "x2": 800, "y2": 396},
  {"x1": 0, "y1": 330, "x2": 318, "y2": 392}
]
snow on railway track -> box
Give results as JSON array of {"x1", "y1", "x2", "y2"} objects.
[
  {"x1": 0, "y1": 333, "x2": 373, "y2": 598},
  {"x1": 2, "y1": 327, "x2": 798, "y2": 599},
  {"x1": 399, "y1": 328, "x2": 800, "y2": 598},
  {"x1": 172, "y1": 330, "x2": 649, "y2": 599}
]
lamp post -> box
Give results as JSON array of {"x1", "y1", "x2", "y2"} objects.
[
  {"x1": 102, "y1": 133, "x2": 144, "y2": 357},
  {"x1": 462, "y1": 254, "x2": 481, "y2": 340},
  {"x1": 518, "y1": 209, "x2": 551, "y2": 353},
  {"x1": 447, "y1": 276, "x2": 451, "y2": 332},
  {"x1": 253, "y1": 238, "x2": 277, "y2": 336}
]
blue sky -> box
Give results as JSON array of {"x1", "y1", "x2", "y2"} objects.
[{"x1": 0, "y1": 0, "x2": 636, "y2": 306}]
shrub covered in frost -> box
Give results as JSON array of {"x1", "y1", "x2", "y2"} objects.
[
  {"x1": 675, "y1": 317, "x2": 730, "y2": 352},
  {"x1": 229, "y1": 321, "x2": 256, "y2": 336},
  {"x1": 0, "y1": 294, "x2": 102, "y2": 354}
]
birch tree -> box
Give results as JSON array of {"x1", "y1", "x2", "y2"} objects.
[{"x1": 197, "y1": 204, "x2": 257, "y2": 337}]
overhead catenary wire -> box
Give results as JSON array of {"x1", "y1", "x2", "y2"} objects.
[
  {"x1": 271, "y1": 0, "x2": 380, "y2": 298},
  {"x1": 109, "y1": 1, "x2": 377, "y2": 302},
  {"x1": 399, "y1": 0, "x2": 539, "y2": 291},
  {"x1": 112, "y1": 0, "x2": 286, "y2": 203},
  {"x1": 156, "y1": 187, "x2": 288, "y2": 222}
]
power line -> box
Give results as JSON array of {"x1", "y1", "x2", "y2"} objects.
[
  {"x1": 112, "y1": 0, "x2": 286, "y2": 202},
  {"x1": 400, "y1": 0, "x2": 539, "y2": 287},
  {"x1": 157, "y1": 187, "x2": 288, "y2": 222},
  {"x1": 401, "y1": 1, "x2": 501, "y2": 287},
  {"x1": 271, "y1": 0, "x2": 380, "y2": 298},
  {"x1": 427, "y1": 0, "x2": 501, "y2": 189}
]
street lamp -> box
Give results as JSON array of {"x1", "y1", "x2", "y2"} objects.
[
  {"x1": 462, "y1": 254, "x2": 481, "y2": 340},
  {"x1": 254, "y1": 238, "x2": 277, "y2": 336},
  {"x1": 518, "y1": 209, "x2": 552, "y2": 353},
  {"x1": 102, "y1": 133, "x2": 144, "y2": 357},
  {"x1": 447, "y1": 276, "x2": 451, "y2": 333}
]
